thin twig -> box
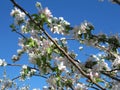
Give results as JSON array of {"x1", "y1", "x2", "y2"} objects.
[
  {"x1": 101, "y1": 71, "x2": 120, "y2": 82},
  {"x1": 15, "y1": 30, "x2": 27, "y2": 39},
  {"x1": 34, "y1": 74, "x2": 48, "y2": 79},
  {"x1": 95, "y1": 43, "x2": 118, "y2": 58},
  {"x1": 7, "y1": 63, "x2": 22, "y2": 67},
  {"x1": 106, "y1": 68, "x2": 120, "y2": 72},
  {"x1": 12, "y1": 74, "x2": 47, "y2": 81},
  {"x1": 12, "y1": 75, "x2": 21, "y2": 81},
  {"x1": 7, "y1": 63, "x2": 40, "y2": 71}
]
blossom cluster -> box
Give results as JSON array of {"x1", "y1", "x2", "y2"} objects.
[
  {"x1": 35, "y1": 2, "x2": 71, "y2": 35},
  {"x1": 92, "y1": 54, "x2": 110, "y2": 71},
  {"x1": 20, "y1": 65, "x2": 36, "y2": 80},
  {"x1": 10, "y1": 7, "x2": 26, "y2": 25},
  {"x1": 48, "y1": 17, "x2": 71, "y2": 35},
  {"x1": 112, "y1": 56, "x2": 120, "y2": 68},
  {"x1": 73, "y1": 21, "x2": 94, "y2": 39},
  {"x1": 75, "y1": 83, "x2": 88, "y2": 90},
  {"x1": 7, "y1": 1, "x2": 120, "y2": 90},
  {"x1": 0, "y1": 79, "x2": 13, "y2": 89}
]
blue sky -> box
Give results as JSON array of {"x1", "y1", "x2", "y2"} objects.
[{"x1": 0, "y1": 0, "x2": 120, "y2": 89}]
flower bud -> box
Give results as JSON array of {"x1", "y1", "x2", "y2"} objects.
[{"x1": 36, "y1": 2, "x2": 42, "y2": 8}]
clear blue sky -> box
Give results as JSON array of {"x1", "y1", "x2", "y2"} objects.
[{"x1": 0, "y1": 0, "x2": 120, "y2": 89}]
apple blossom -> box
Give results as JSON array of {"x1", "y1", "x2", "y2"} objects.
[
  {"x1": 43, "y1": 86, "x2": 48, "y2": 90},
  {"x1": 10, "y1": 7, "x2": 26, "y2": 25},
  {"x1": 58, "y1": 61, "x2": 67, "y2": 71},
  {"x1": 0, "y1": 59, "x2": 7, "y2": 66},
  {"x1": 79, "y1": 46, "x2": 83, "y2": 50},
  {"x1": 75, "y1": 83, "x2": 88, "y2": 90},
  {"x1": 35, "y1": 2, "x2": 42, "y2": 8}
]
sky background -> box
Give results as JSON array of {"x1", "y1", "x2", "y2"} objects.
[{"x1": 0, "y1": 0, "x2": 120, "y2": 89}]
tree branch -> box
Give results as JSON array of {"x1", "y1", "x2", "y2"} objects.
[
  {"x1": 10, "y1": 0, "x2": 106, "y2": 89},
  {"x1": 14, "y1": 30, "x2": 27, "y2": 39},
  {"x1": 101, "y1": 71, "x2": 120, "y2": 82},
  {"x1": 12, "y1": 75, "x2": 21, "y2": 81},
  {"x1": 7, "y1": 63, "x2": 40, "y2": 71},
  {"x1": 7, "y1": 63, "x2": 22, "y2": 67}
]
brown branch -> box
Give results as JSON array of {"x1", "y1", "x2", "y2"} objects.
[
  {"x1": 106, "y1": 68, "x2": 120, "y2": 72},
  {"x1": 12, "y1": 74, "x2": 47, "y2": 81},
  {"x1": 14, "y1": 30, "x2": 27, "y2": 39},
  {"x1": 7, "y1": 63, "x2": 22, "y2": 67},
  {"x1": 33, "y1": 74, "x2": 48, "y2": 79},
  {"x1": 101, "y1": 71, "x2": 120, "y2": 82},
  {"x1": 95, "y1": 43, "x2": 118, "y2": 58},
  {"x1": 10, "y1": 0, "x2": 106, "y2": 90},
  {"x1": 7, "y1": 63, "x2": 40, "y2": 71},
  {"x1": 10, "y1": 0, "x2": 38, "y2": 26},
  {"x1": 12, "y1": 75, "x2": 21, "y2": 81}
]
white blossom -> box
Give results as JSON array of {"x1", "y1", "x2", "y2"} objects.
[
  {"x1": 29, "y1": 52, "x2": 37, "y2": 64},
  {"x1": 22, "y1": 65, "x2": 27, "y2": 69},
  {"x1": 18, "y1": 38, "x2": 26, "y2": 47},
  {"x1": 60, "y1": 37, "x2": 67, "y2": 44},
  {"x1": 43, "y1": 86, "x2": 48, "y2": 90},
  {"x1": 75, "y1": 83, "x2": 88, "y2": 90},
  {"x1": 0, "y1": 59, "x2": 3, "y2": 66},
  {"x1": 58, "y1": 61, "x2": 66, "y2": 71},
  {"x1": 42, "y1": 7, "x2": 52, "y2": 17},
  {"x1": 19, "y1": 86, "x2": 29, "y2": 90},
  {"x1": 12, "y1": 55, "x2": 20, "y2": 61},
  {"x1": 47, "y1": 76, "x2": 57, "y2": 88},
  {"x1": 112, "y1": 56, "x2": 120, "y2": 68},
  {"x1": 17, "y1": 49, "x2": 23, "y2": 55},
  {"x1": 30, "y1": 69, "x2": 36, "y2": 73},
  {"x1": 0, "y1": 59, "x2": 7, "y2": 66},
  {"x1": 49, "y1": 17, "x2": 70, "y2": 34},
  {"x1": 10, "y1": 7, "x2": 26, "y2": 24},
  {"x1": 35, "y1": 2, "x2": 42, "y2": 8},
  {"x1": 21, "y1": 25, "x2": 28, "y2": 34},
  {"x1": 60, "y1": 37, "x2": 66, "y2": 40},
  {"x1": 33, "y1": 88, "x2": 40, "y2": 90},
  {"x1": 79, "y1": 46, "x2": 83, "y2": 50}
]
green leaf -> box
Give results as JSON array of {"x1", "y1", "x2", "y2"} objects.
[
  {"x1": 46, "y1": 47, "x2": 52, "y2": 54},
  {"x1": 41, "y1": 55, "x2": 46, "y2": 64},
  {"x1": 26, "y1": 38, "x2": 37, "y2": 47},
  {"x1": 10, "y1": 24, "x2": 15, "y2": 29},
  {"x1": 65, "y1": 79, "x2": 72, "y2": 86},
  {"x1": 56, "y1": 76, "x2": 61, "y2": 87},
  {"x1": 36, "y1": 58, "x2": 41, "y2": 66},
  {"x1": 10, "y1": 24, "x2": 16, "y2": 31},
  {"x1": 54, "y1": 49, "x2": 60, "y2": 54},
  {"x1": 40, "y1": 13, "x2": 46, "y2": 19},
  {"x1": 95, "y1": 78, "x2": 104, "y2": 83}
]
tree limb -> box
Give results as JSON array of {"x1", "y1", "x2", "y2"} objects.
[{"x1": 10, "y1": 0, "x2": 106, "y2": 89}]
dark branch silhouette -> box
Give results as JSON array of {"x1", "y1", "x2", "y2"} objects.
[{"x1": 112, "y1": 0, "x2": 120, "y2": 5}]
